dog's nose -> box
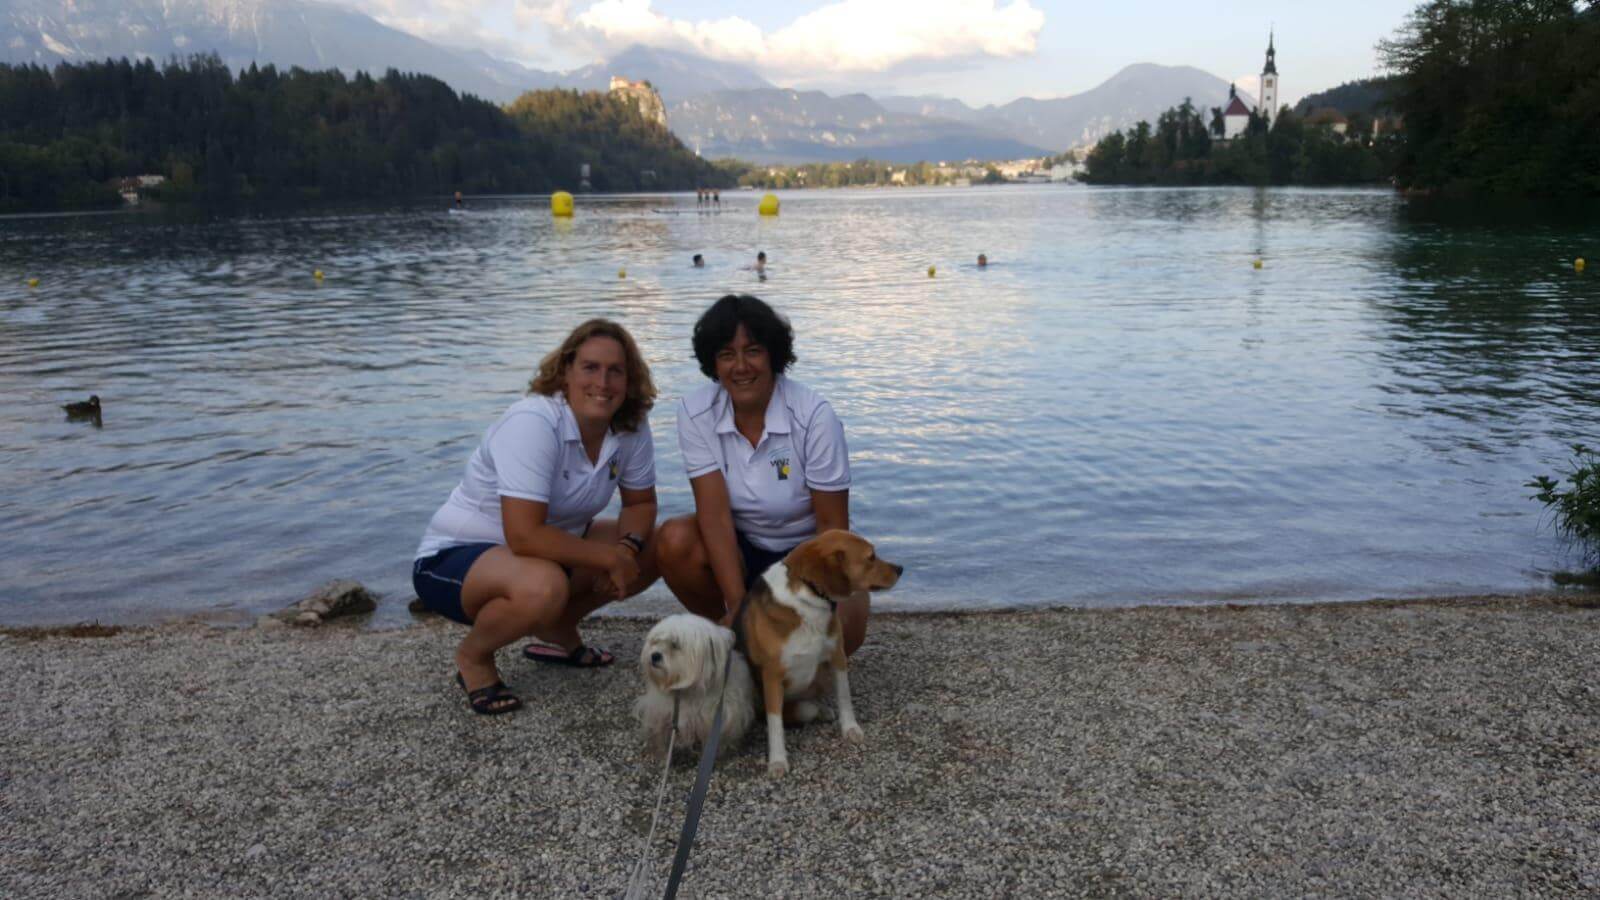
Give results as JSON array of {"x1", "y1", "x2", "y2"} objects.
[
  {"x1": 650, "y1": 651, "x2": 663, "y2": 665},
  {"x1": 892, "y1": 564, "x2": 904, "y2": 576}
]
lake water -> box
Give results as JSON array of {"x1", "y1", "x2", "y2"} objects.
[{"x1": 2, "y1": 186, "x2": 1596, "y2": 626}]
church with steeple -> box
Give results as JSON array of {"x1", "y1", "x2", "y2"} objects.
[
  {"x1": 1220, "y1": 32, "x2": 1281, "y2": 140},
  {"x1": 1258, "y1": 31, "x2": 1279, "y2": 125}
]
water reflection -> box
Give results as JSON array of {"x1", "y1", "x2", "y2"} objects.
[
  {"x1": 1, "y1": 187, "x2": 1597, "y2": 625},
  {"x1": 1373, "y1": 214, "x2": 1600, "y2": 445}
]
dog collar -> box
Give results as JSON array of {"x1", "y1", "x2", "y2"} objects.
[{"x1": 802, "y1": 579, "x2": 837, "y2": 610}]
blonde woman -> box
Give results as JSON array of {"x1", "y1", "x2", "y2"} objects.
[{"x1": 413, "y1": 320, "x2": 660, "y2": 714}]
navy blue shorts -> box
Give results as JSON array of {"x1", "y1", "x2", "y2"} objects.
[
  {"x1": 738, "y1": 531, "x2": 800, "y2": 589},
  {"x1": 412, "y1": 542, "x2": 498, "y2": 625},
  {"x1": 412, "y1": 524, "x2": 593, "y2": 625}
]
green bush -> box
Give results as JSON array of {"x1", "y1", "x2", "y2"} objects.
[{"x1": 1528, "y1": 443, "x2": 1600, "y2": 566}]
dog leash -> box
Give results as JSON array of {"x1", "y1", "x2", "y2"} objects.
[
  {"x1": 661, "y1": 599, "x2": 750, "y2": 899},
  {"x1": 662, "y1": 659, "x2": 731, "y2": 898},
  {"x1": 623, "y1": 694, "x2": 679, "y2": 900}
]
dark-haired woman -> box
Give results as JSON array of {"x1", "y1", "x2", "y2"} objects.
[
  {"x1": 653, "y1": 295, "x2": 867, "y2": 655},
  {"x1": 413, "y1": 319, "x2": 660, "y2": 714}
]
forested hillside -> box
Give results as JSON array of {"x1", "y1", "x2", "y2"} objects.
[
  {"x1": 1293, "y1": 77, "x2": 1399, "y2": 117},
  {"x1": 1379, "y1": 0, "x2": 1600, "y2": 194},
  {"x1": 0, "y1": 56, "x2": 728, "y2": 212}
]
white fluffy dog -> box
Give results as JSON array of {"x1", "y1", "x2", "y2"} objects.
[{"x1": 635, "y1": 614, "x2": 755, "y2": 755}]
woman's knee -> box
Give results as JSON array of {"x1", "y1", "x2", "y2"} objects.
[
  {"x1": 505, "y1": 576, "x2": 568, "y2": 627},
  {"x1": 654, "y1": 517, "x2": 705, "y2": 574}
]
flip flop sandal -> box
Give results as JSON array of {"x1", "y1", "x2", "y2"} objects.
[
  {"x1": 522, "y1": 643, "x2": 615, "y2": 668},
  {"x1": 456, "y1": 673, "x2": 523, "y2": 715}
]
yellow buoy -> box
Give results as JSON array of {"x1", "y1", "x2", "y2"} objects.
[
  {"x1": 927, "y1": 266, "x2": 936, "y2": 278},
  {"x1": 551, "y1": 191, "x2": 574, "y2": 217},
  {"x1": 26, "y1": 277, "x2": 39, "y2": 288},
  {"x1": 618, "y1": 268, "x2": 626, "y2": 279},
  {"x1": 1252, "y1": 259, "x2": 1263, "y2": 269},
  {"x1": 758, "y1": 193, "x2": 779, "y2": 216},
  {"x1": 1578, "y1": 257, "x2": 1587, "y2": 273},
  {"x1": 313, "y1": 269, "x2": 324, "y2": 280}
]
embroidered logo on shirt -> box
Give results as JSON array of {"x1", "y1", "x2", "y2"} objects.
[
  {"x1": 608, "y1": 458, "x2": 619, "y2": 481},
  {"x1": 769, "y1": 448, "x2": 792, "y2": 481}
]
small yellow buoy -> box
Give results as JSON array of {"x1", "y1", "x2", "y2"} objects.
[
  {"x1": 927, "y1": 266, "x2": 936, "y2": 278},
  {"x1": 1253, "y1": 259, "x2": 1263, "y2": 270},
  {"x1": 313, "y1": 269, "x2": 324, "y2": 280},
  {"x1": 551, "y1": 191, "x2": 574, "y2": 217},
  {"x1": 618, "y1": 268, "x2": 626, "y2": 279},
  {"x1": 1577, "y1": 258, "x2": 1587, "y2": 273},
  {"x1": 758, "y1": 193, "x2": 779, "y2": 216},
  {"x1": 26, "y1": 277, "x2": 39, "y2": 288}
]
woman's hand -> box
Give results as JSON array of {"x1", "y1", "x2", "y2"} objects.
[
  {"x1": 606, "y1": 544, "x2": 641, "y2": 599},
  {"x1": 717, "y1": 582, "x2": 749, "y2": 628}
]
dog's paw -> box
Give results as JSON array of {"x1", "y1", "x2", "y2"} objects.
[
  {"x1": 792, "y1": 700, "x2": 833, "y2": 724},
  {"x1": 842, "y1": 723, "x2": 864, "y2": 744},
  {"x1": 768, "y1": 758, "x2": 789, "y2": 777}
]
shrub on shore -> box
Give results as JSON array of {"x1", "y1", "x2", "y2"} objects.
[{"x1": 1529, "y1": 443, "x2": 1600, "y2": 573}]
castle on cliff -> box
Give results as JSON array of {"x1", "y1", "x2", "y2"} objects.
[{"x1": 608, "y1": 77, "x2": 668, "y2": 128}]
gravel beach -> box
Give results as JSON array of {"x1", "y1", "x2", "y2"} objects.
[{"x1": 3, "y1": 594, "x2": 1597, "y2": 898}]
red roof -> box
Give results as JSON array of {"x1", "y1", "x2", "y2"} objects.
[{"x1": 1224, "y1": 95, "x2": 1252, "y2": 116}]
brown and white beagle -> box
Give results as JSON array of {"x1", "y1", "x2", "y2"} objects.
[{"x1": 736, "y1": 530, "x2": 903, "y2": 776}]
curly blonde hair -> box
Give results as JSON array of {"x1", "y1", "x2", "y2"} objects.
[{"x1": 527, "y1": 319, "x2": 657, "y2": 432}]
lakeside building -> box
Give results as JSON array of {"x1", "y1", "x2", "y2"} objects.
[
  {"x1": 115, "y1": 174, "x2": 166, "y2": 205},
  {"x1": 1045, "y1": 159, "x2": 1084, "y2": 181},
  {"x1": 1223, "y1": 85, "x2": 1252, "y2": 139},
  {"x1": 1219, "y1": 33, "x2": 1281, "y2": 141},
  {"x1": 1304, "y1": 107, "x2": 1350, "y2": 136}
]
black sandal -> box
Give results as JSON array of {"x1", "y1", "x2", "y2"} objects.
[
  {"x1": 522, "y1": 643, "x2": 615, "y2": 668},
  {"x1": 456, "y1": 673, "x2": 522, "y2": 715}
]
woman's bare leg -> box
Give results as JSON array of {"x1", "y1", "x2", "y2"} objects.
[
  {"x1": 528, "y1": 518, "x2": 663, "y2": 654},
  {"x1": 652, "y1": 514, "x2": 725, "y2": 621},
  {"x1": 456, "y1": 547, "x2": 568, "y2": 693}
]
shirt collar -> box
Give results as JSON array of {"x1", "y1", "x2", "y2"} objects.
[
  {"x1": 713, "y1": 376, "x2": 790, "y2": 437},
  {"x1": 554, "y1": 394, "x2": 610, "y2": 444}
]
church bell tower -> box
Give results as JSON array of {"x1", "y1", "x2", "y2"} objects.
[{"x1": 1260, "y1": 30, "x2": 1279, "y2": 126}]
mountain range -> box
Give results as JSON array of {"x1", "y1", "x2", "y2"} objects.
[{"x1": 1, "y1": 0, "x2": 1253, "y2": 163}]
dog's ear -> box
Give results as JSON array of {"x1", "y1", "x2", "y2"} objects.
[
  {"x1": 700, "y1": 636, "x2": 723, "y2": 688},
  {"x1": 823, "y1": 548, "x2": 854, "y2": 598},
  {"x1": 789, "y1": 537, "x2": 855, "y2": 599}
]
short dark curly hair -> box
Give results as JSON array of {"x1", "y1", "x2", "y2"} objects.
[{"x1": 691, "y1": 294, "x2": 797, "y2": 380}]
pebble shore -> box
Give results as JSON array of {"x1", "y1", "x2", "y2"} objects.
[{"x1": 2, "y1": 594, "x2": 1597, "y2": 898}]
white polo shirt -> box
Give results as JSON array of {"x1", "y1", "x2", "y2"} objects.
[
  {"x1": 416, "y1": 394, "x2": 655, "y2": 559},
  {"x1": 677, "y1": 376, "x2": 849, "y2": 552}
]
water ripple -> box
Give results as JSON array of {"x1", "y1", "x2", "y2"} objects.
[{"x1": 2, "y1": 187, "x2": 1598, "y2": 624}]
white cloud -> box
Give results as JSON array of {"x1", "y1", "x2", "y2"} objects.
[
  {"x1": 571, "y1": 0, "x2": 1044, "y2": 74},
  {"x1": 513, "y1": 0, "x2": 574, "y2": 30},
  {"x1": 330, "y1": 0, "x2": 1045, "y2": 77},
  {"x1": 340, "y1": 0, "x2": 548, "y2": 63}
]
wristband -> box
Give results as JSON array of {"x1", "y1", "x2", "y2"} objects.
[{"x1": 618, "y1": 533, "x2": 644, "y2": 554}]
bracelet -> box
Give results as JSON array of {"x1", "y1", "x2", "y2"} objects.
[{"x1": 618, "y1": 533, "x2": 644, "y2": 554}]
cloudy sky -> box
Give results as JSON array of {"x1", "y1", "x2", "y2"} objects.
[{"x1": 337, "y1": 0, "x2": 1420, "y2": 106}]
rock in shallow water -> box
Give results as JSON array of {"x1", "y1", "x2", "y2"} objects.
[{"x1": 267, "y1": 579, "x2": 377, "y2": 627}]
